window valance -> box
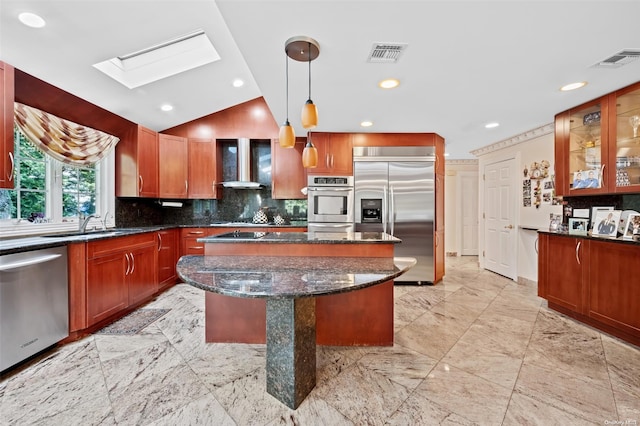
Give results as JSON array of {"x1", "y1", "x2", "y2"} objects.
[{"x1": 14, "y1": 102, "x2": 120, "y2": 166}]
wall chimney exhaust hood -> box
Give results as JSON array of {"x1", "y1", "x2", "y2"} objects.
[{"x1": 222, "y1": 138, "x2": 265, "y2": 189}]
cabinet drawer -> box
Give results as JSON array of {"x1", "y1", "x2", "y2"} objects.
[{"x1": 88, "y1": 233, "x2": 155, "y2": 258}]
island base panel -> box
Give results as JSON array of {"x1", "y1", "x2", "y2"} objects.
[
  {"x1": 316, "y1": 280, "x2": 394, "y2": 346},
  {"x1": 204, "y1": 280, "x2": 394, "y2": 346},
  {"x1": 266, "y1": 298, "x2": 316, "y2": 409},
  {"x1": 205, "y1": 294, "x2": 266, "y2": 343}
]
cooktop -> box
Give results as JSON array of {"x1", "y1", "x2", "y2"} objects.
[{"x1": 212, "y1": 231, "x2": 269, "y2": 239}]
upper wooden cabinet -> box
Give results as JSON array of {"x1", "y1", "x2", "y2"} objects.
[
  {"x1": 307, "y1": 132, "x2": 353, "y2": 175},
  {"x1": 158, "y1": 134, "x2": 188, "y2": 199},
  {"x1": 0, "y1": 61, "x2": 15, "y2": 189},
  {"x1": 116, "y1": 125, "x2": 159, "y2": 198},
  {"x1": 555, "y1": 80, "x2": 640, "y2": 195},
  {"x1": 188, "y1": 138, "x2": 222, "y2": 199},
  {"x1": 271, "y1": 137, "x2": 307, "y2": 199}
]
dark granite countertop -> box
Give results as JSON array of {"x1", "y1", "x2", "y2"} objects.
[
  {"x1": 177, "y1": 255, "x2": 416, "y2": 298},
  {"x1": 537, "y1": 229, "x2": 640, "y2": 246},
  {"x1": 199, "y1": 231, "x2": 401, "y2": 244},
  {"x1": 0, "y1": 222, "x2": 310, "y2": 255}
]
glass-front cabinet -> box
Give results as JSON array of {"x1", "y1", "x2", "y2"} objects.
[
  {"x1": 555, "y1": 97, "x2": 609, "y2": 195},
  {"x1": 555, "y1": 80, "x2": 640, "y2": 196},
  {"x1": 610, "y1": 83, "x2": 640, "y2": 192}
]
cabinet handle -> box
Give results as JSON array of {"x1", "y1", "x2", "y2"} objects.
[
  {"x1": 435, "y1": 233, "x2": 439, "y2": 247},
  {"x1": 125, "y1": 252, "x2": 131, "y2": 275},
  {"x1": 575, "y1": 241, "x2": 581, "y2": 265},
  {"x1": 534, "y1": 237, "x2": 538, "y2": 254},
  {"x1": 8, "y1": 151, "x2": 14, "y2": 181},
  {"x1": 331, "y1": 154, "x2": 335, "y2": 168},
  {"x1": 189, "y1": 231, "x2": 204, "y2": 235},
  {"x1": 601, "y1": 164, "x2": 605, "y2": 187},
  {"x1": 185, "y1": 180, "x2": 188, "y2": 193},
  {"x1": 157, "y1": 232, "x2": 163, "y2": 252},
  {"x1": 130, "y1": 252, "x2": 135, "y2": 274},
  {"x1": 139, "y1": 175, "x2": 144, "y2": 193}
]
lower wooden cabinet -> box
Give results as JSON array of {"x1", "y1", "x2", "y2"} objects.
[
  {"x1": 588, "y1": 239, "x2": 640, "y2": 338},
  {"x1": 538, "y1": 232, "x2": 639, "y2": 345},
  {"x1": 180, "y1": 227, "x2": 308, "y2": 256},
  {"x1": 157, "y1": 229, "x2": 178, "y2": 290},
  {"x1": 86, "y1": 233, "x2": 157, "y2": 326}
]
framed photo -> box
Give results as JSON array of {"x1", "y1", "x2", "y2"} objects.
[
  {"x1": 590, "y1": 206, "x2": 614, "y2": 230},
  {"x1": 592, "y1": 209, "x2": 621, "y2": 237},
  {"x1": 622, "y1": 213, "x2": 640, "y2": 239},
  {"x1": 568, "y1": 218, "x2": 588, "y2": 235}
]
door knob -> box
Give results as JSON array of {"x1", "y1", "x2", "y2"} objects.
[{"x1": 504, "y1": 224, "x2": 513, "y2": 229}]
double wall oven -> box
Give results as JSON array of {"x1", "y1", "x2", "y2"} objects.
[{"x1": 306, "y1": 175, "x2": 354, "y2": 234}]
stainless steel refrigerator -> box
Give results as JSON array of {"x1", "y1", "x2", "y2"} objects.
[{"x1": 353, "y1": 146, "x2": 435, "y2": 284}]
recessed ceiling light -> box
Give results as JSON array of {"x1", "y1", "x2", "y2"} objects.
[
  {"x1": 485, "y1": 122, "x2": 500, "y2": 129},
  {"x1": 360, "y1": 120, "x2": 373, "y2": 127},
  {"x1": 19, "y1": 12, "x2": 46, "y2": 28},
  {"x1": 378, "y1": 78, "x2": 400, "y2": 89},
  {"x1": 160, "y1": 104, "x2": 174, "y2": 112},
  {"x1": 560, "y1": 81, "x2": 587, "y2": 91},
  {"x1": 232, "y1": 78, "x2": 244, "y2": 88}
]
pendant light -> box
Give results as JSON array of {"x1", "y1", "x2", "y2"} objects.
[
  {"x1": 278, "y1": 43, "x2": 295, "y2": 148},
  {"x1": 302, "y1": 132, "x2": 318, "y2": 169},
  {"x1": 301, "y1": 41, "x2": 318, "y2": 129},
  {"x1": 284, "y1": 36, "x2": 320, "y2": 129}
]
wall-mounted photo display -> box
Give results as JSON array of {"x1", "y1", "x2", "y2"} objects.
[
  {"x1": 622, "y1": 213, "x2": 640, "y2": 239},
  {"x1": 568, "y1": 218, "x2": 588, "y2": 235},
  {"x1": 592, "y1": 209, "x2": 621, "y2": 237}
]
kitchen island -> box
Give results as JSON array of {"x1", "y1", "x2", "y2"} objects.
[{"x1": 176, "y1": 231, "x2": 412, "y2": 409}]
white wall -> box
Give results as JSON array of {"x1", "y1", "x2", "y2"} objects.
[{"x1": 474, "y1": 124, "x2": 562, "y2": 282}]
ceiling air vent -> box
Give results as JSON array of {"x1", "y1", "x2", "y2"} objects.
[
  {"x1": 592, "y1": 49, "x2": 640, "y2": 69},
  {"x1": 367, "y1": 43, "x2": 408, "y2": 63}
]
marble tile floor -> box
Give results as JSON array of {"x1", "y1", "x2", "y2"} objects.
[{"x1": 1, "y1": 256, "x2": 639, "y2": 425}]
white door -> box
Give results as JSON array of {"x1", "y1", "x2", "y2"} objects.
[
  {"x1": 484, "y1": 159, "x2": 517, "y2": 280},
  {"x1": 458, "y1": 172, "x2": 479, "y2": 255}
]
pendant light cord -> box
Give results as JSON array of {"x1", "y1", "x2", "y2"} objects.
[
  {"x1": 307, "y1": 42, "x2": 312, "y2": 100},
  {"x1": 285, "y1": 49, "x2": 290, "y2": 121}
]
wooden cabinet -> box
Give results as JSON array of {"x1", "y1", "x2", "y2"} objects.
[
  {"x1": 307, "y1": 132, "x2": 353, "y2": 175},
  {"x1": 158, "y1": 133, "x2": 188, "y2": 198},
  {"x1": 157, "y1": 229, "x2": 178, "y2": 290},
  {"x1": 538, "y1": 233, "x2": 588, "y2": 313},
  {"x1": 271, "y1": 137, "x2": 307, "y2": 199},
  {"x1": 181, "y1": 228, "x2": 226, "y2": 255},
  {"x1": 538, "y1": 232, "x2": 639, "y2": 346},
  {"x1": 116, "y1": 125, "x2": 159, "y2": 197},
  {"x1": 588, "y1": 239, "x2": 640, "y2": 338},
  {"x1": 0, "y1": 61, "x2": 15, "y2": 189},
  {"x1": 188, "y1": 138, "x2": 222, "y2": 199},
  {"x1": 554, "y1": 80, "x2": 640, "y2": 195},
  {"x1": 85, "y1": 233, "x2": 157, "y2": 326}
]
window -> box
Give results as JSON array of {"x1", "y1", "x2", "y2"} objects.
[{"x1": 0, "y1": 127, "x2": 114, "y2": 236}]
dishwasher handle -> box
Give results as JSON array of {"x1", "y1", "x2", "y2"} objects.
[{"x1": 0, "y1": 254, "x2": 62, "y2": 271}]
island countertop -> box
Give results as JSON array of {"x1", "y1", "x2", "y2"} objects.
[
  {"x1": 198, "y1": 231, "x2": 401, "y2": 244},
  {"x1": 177, "y1": 255, "x2": 415, "y2": 299}
]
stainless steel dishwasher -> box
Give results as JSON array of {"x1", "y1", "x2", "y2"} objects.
[{"x1": 1, "y1": 246, "x2": 69, "y2": 372}]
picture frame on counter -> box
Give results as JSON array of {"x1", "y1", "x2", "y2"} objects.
[
  {"x1": 590, "y1": 206, "x2": 614, "y2": 230},
  {"x1": 592, "y1": 210, "x2": 621, "y2": 237},
  {"x1": 622, "y1": 213, "x2": 640, "y2": 239},
  {"x1": 568, "y1": 218, "x2": 588, "y2": 235}
]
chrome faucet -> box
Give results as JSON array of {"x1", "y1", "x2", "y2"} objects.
[{"x1": 79, "y1": 214, "x2": 100, "y2": 232}]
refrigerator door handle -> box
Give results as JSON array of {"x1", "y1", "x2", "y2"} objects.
[
  {"x1": 389, "y1": 184, "x2": 395, "y2": 236},
  {"x1": 382, "y1": 185, "x2": 388, "y2": 234}
]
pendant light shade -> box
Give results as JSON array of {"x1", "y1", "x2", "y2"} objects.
[
  {"x1": 301, "y1": 100, "x2": 318, "y2": 129},
  {"x1": 279, "y1": 120, "x2": 295, "y2": 148},
  {"x1": 302, "y1": 138, "x2": 318, "y2": 168},
  {"x1": 279, "y1": 43, "x2": 295, "y2": 148}
]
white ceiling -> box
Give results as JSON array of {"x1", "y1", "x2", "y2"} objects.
[{"x1": 1, "y1": 0, "x2": 639, "y2": 159}]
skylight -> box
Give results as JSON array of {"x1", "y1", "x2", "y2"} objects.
[{"x1": 93, "y1": 29, "x2": 220, "y2": 89}]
